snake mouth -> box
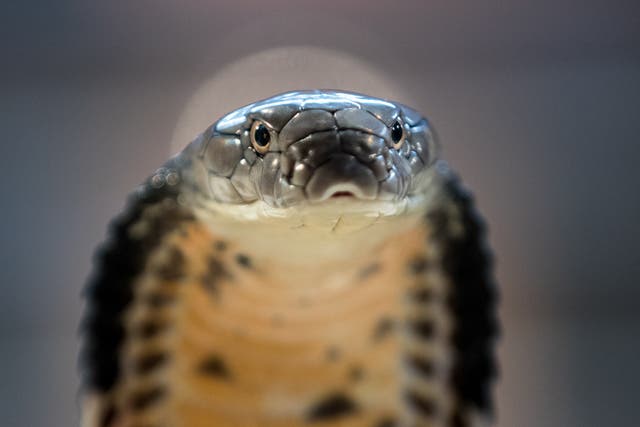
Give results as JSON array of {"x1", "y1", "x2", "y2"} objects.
[
  {"x1": 305, "y1": 154, "x2": 379, "y2": 203},
  {"x1": 330, "y1": 191, "x2": 355, "y2": 198}
]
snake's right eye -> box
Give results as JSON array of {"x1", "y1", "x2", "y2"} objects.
[
  {"x1": 390, "y1": 119, "x2": 406, "y2": 149},
  {"x1": 250, "y1": 121, "x2": 272, "y2": 154}
]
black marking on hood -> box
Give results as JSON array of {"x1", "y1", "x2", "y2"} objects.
[
  {"x1": 306, "y1": 392, "x2": 358, "y2": 422},
  {"x1": 81, "y1": 169, "x2": 193, "y2": 392},
  {"x1": 199, "y1": 355, "x2": 232, "y2": 380}
]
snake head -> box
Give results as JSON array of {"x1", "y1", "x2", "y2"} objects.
[{"x1": 183, "y1": 90, "x2": 438, "y2": 209}]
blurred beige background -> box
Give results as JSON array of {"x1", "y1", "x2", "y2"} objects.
[{"x1": 1, "y1": 1, "x2": 639, "y2": 426}]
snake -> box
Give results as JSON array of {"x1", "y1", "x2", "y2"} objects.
[{"x1": 81, "y1": 90, "x2": 498, "y2": 427}]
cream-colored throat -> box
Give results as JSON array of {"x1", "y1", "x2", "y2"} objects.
[{"x1": 192, "y1": 197, "x2": 428, "y2": 265}]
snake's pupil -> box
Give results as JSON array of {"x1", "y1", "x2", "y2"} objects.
[
  {"x1": 254, "y1": 124, "x2": 270, "y2": 146},
  {"x1": 391, "y1": 121, "x2": 403, "y2": 143}
]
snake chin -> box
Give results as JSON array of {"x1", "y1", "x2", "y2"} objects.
[
  {"x1": 188, "y1": 191, "x2": 431, "y2": 264},
  {"x1": 196, "y1": 193, "x2": 428, "y2": 223}
]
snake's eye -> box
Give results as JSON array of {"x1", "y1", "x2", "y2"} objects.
[
  {"x1": 250, "y1": 121, "x2": 272, "y2": 154},
  {"x1": 390, "y1": 120, "x2": 405, "y2": 149}
]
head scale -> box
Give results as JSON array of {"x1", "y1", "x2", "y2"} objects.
[{"x1": 183, "y1": 90, "x2": 438, "y2": 209}]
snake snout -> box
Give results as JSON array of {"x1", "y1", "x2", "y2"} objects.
[
  {"x1": 305, "y1": 154, "x2": 378, "y2": 202},
  {"x1": 284, "y1": 127, "x2": 397, "y2": 203}
]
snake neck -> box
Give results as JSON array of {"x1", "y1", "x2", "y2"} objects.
[{"x1": 120, "y1": 215, "x2": 446, "y2": 426}]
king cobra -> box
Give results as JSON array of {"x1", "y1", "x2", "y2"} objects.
[{"x1": 81, "y1": 90, "x2": 498, "y2": 427}]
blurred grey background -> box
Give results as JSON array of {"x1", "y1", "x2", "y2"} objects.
[{"x1": 1, "y1": 1, "x2": 639, "y2": 426}]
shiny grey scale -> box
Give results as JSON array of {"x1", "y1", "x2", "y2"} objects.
[{"x1": 186, "y1": 90, "x2": 438, "y2": 207}]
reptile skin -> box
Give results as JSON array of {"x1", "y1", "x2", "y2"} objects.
[{"x1": 81, "y1": 90, "x2": 498, "y2": 427}]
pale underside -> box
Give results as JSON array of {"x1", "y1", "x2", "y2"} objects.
[{"x1": 85, "y1": 213, "x2": 465, "y2": 427}]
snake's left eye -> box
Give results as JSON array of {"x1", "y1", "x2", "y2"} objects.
[
  {"x1": 390, "y1": 120, "x2": 405, "y2": 149},
  {"x1": 251, "y1": 121, "x2": 272, "y2": 154}
]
